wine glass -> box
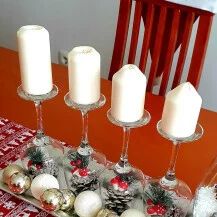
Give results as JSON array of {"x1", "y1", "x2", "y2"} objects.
[
  {"x1": 17, "y1": 85, "x2": 63, "y2": 178},
  {"x1": 63, "y1": 93, "x2": 107, "y2": 195},
  {"x1": 100, "y1": 108, "x2": 151, "y2": 215},
  {"x1": 144, "y1": 120, "x2": 203, "y2": 217}
]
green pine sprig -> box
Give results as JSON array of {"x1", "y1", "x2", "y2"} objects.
[
  {"x1": 144, "y1": 182, "x2": 174, "y2": 207},
  {"x1": 27, "y1": 148, "x2": 44, "y2": 164}
]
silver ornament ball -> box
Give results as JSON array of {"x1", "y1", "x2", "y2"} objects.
[
  {"x1": 3, "y1": 164, "x2": 23, "y2": 184},
  {"x1": 60, "y1": 189, "x2": 75, "y2": 211},
  {"x1": 40, "y1": 188, "x2": 63, "y2": 211},
  {"x1": 96, "y1": 208, "x2": 118, "y2": 217},
  {"x1": 8, "y1": 172, "x2": 31, "y2": 194}
]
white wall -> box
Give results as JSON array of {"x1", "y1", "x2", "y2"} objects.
[{"x1": 0, "y1": 0, "x2": 216, "y2": 111}]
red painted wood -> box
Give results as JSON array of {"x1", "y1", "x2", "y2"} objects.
[
  {"x1": 159, "y1": 9, "x2": 180, "y2": 96},
  {"x1": 139, "y1": 3, "x2": 154, "y2": 72},
  {"x1": 147, "y1": 6, "x2": 167, "y2": 92},
  {"x1": 109, "y1": 0, "x2": 214, "y2": 95},
  {"x1": 108, "y1": 0, "x2": 132, "y2": 80},
  {"x1": 172, "y1": 13, "x2": 195, "y2": 89},
  {"x1": 187, "y1": 14, "x2": 213, "y2": 88},
  {"x1": 128, "y1": 0, "x2": 142, "y2": 64}
]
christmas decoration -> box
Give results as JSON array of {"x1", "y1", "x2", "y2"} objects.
[
  {"x1": 67, "y1": 150, "x2": 99, "y2": 195},
  {"x1": 102, "y1": 171, "x2": 140, "y2": 215},
  {"x1": 193, "y1": 186, "x2": 217, "y2": 217},
  {"x1": 120, "y1": 209, "x2": 146, "y2": 217},
  {"x1": 144, "y1": 182, "x2": 185, "y2": 216},
  {"x1": 31, "y1": 173, "x2": 59, "y2": 200},
  {"x1": 74, "y1": 191, "x2": 102, "y2": 217},
  {"x1": 96, "y1": 208, "x2": 118, "y2": 217},
  {"x1": 25, "y1": 146, "x2": 59, "y2": 178},
  {"x1": 2, "y1": 164, "x2": 24, "y2": 184},
  {"x1": 60, "y1": 189, "x2": 75, "y2": 211},
  {"x1": 8, "y1": 172, "x2": 31, "y2": 194},
  {"x1": 40, "y1": 188, "x2": 63, "y2": 211}
]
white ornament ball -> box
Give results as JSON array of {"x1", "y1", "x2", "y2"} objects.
[
  {"x1": 74, "y1": 191, "x2": 102, "y2": 217},
  {"x1": 31, "y1": 173, "x2": 59, "y2": 200},
  {"x1": 120, "y1": 209, "x2": 146, "y2": 217}
]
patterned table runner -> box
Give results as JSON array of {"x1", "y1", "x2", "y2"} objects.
[{"x1": 0, "y1": 117, "x2": 53, "y2": 217}]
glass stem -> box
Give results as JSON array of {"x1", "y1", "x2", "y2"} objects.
[
  {"x1": 165, "y1": 141, "x2": 180, "y2": 181},
  {"x1": 81, "y1": 110, "x2": 89, "y2": 146},
  {"x1": 116, "y1": 126, "x2": 132, "y2": 173},
  {"x1": 34, "y1": 101, "x2": 44, "y2": 138}
]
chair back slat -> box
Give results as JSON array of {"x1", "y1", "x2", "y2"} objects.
[
  {"x1": 147, "y1": 6, "x2": 167, "y2": 92},
  {"x1": 172, "y1": 12, "x2": 195, "y2": 89},
  {"x1": 109, "y1": 0, "x2": 214, "y2": 95},
  {"x1": 108, "y1": 0, "x2": 132, "y2": 80},
  {"x1": 128, "y1": 0, "x2": 142, "y2": 64},
  {"x1": 187, "y1": 14, "x2": 213, "y2": 88},
  {"x1": 139, "y1": 3, "x2": 155, "y2": 72},
  {"x1": 159, "y1": 9, "x2": 180, "y2": 96}
]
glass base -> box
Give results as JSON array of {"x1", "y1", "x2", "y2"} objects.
[
  {"x1": 144, "y1": 178, "x2": 192, "y2": 216},
  {"x1": 63, "y1": 146, "x2": 106, "y2": 196},
  {"x1": 100, "y1": 162, "x2": 144, "y2": 215},
  {"x1": 20, "y1": 137, "x2": 64, "y2": 179}
]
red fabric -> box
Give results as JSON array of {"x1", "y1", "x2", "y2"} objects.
[{"x1": 0, "y1": 117, "x2": 53, "y2": 217}]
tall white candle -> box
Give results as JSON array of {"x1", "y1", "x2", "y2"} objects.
[
  {"x1": 161, "y1": 82, "x2": 202, "y2": 138},
  {"x1": 68, "y1": 46, "x2": 100, "y2": 105},
  {"x1": 17, "y1": 25, "x2": 53, "y2": 95},
  {"x1": 111, "y1": 64, "x2": 147, "y2": 123}
]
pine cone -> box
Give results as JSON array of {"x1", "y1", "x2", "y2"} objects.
[
  {"x1": 164, "y1": 205, "x2": 184, "y2": 217},
  {"x1": 70, "y1": 173, "x2": 99, "y2": 195},
  {"x1": 104, "y1": 186, "x2": 134, "y2": 215}
]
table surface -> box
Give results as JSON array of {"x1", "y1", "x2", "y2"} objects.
[{"x1": 0, "y1": 47, "x2": 217, "y2": 193}]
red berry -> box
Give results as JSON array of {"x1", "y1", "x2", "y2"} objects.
[
  {"x1": 79, "y1": 168, "x2": 88, "y2": 177},
  {"x1": 70, "y1": 161, "x2": 76, "y2": 166},
  {"x1": 147, "y1": 199, "x2": 154, "y2": 206},
  {"x1": 36, "y1": 164, "x2": 42, "y2": 170},
  {"x1": 156, "y1": 205, "x2": 166, "y2": 215},
  {"x1": 119, "y1": 181, "x2": 129, "y2": 190},
  {"x1": 110, "y1": 176, "x2": 120, "y2": 185},
  {"x1": 147, "y1": 207, "x2": 156, "y2": 215},
  {"x1": 76, "y1": 159, "x2": 82, "y2": 165},
  {"x1": 71, "y1": 167, "x2": 78, "y2": 174},
  {"x1": 27, "y1": 160, "x2": 32, "y2": 167}
]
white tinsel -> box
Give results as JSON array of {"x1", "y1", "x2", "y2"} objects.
[{"x1": 194, "y1": 186, "x2": 217, "y2": 217}]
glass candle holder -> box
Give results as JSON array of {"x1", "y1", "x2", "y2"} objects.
[
  {"x1": 63, "y1": 93, "x2": 107, "y2": 195},
  {"x1": 17, "y1": 85, "x2": 63, "y2": 178},
  {"x1": 100, "y1": 109, "x2": 151, "y2": 215},
  {"x1": 144, "y1": 120, "x2": 203, "y2": 217},
  {"x1": 193, "y1": 155, "x2": 217, "y2": 217}
]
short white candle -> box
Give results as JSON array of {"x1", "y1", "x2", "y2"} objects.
[
  {"x1": 111, "y1": 64, "x2": 147, "y2": 123},
  {"x1": 17, "y1": 25, "x2": 53, "y2": 95},
  {"x1": 161, "y1": 82, "x2": 202, "y2": 138},
  {"x1": 68, "y1": 46, "x2": 100, "y2": 105}
]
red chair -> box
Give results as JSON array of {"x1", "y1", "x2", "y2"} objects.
[{"x1": 109, "y1": 0, "x2": 214, "y2": 95}]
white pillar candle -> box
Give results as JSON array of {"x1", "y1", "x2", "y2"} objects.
[
  {"x1": 68, "y1": 46, "x2": 100, "y2": 105},
  {"x1": 161, "y1": 82, "x2": 202, "y2": 138},
  {"x1": 111, "y1": 64, "x2": 147, "y2": 123},
  {"x1": 17, "y1": 25, "x2": 53, "y2": 95}
]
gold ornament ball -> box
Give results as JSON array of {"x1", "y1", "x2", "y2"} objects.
[
  {"x1": 8, "y1": 172, "x2": 31, "y2": 194},
  {"x1": 40, "y1": 188, "x2": 63, "y2": 212},
  {"x1": 60, "y1": 189, "x2": 75, "y2": 211},
  {"x1": 96, "y1": 208, "x2": 118, "y2": 217},
  {"x1": 3, "y1": 164, "x2": 23, "y2": 184}
]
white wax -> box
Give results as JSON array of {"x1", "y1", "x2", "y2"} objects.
[
  {"x1": 111, "y1": 64, "x2": 147, "y2": 122},
  {"x1": 17, "y1": 25, "x2": 53, "y2": 95},
  {"x1": 161, "y1": 82, "x2": 202, "y2": 138},
  {"x1": 68, "y1": 46, "x2": 100, "y2": 105}
]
